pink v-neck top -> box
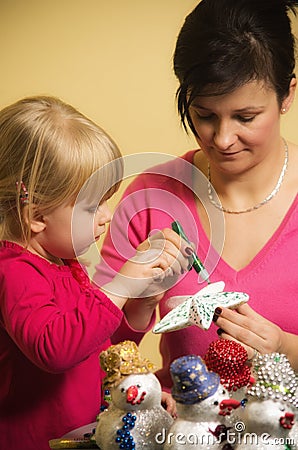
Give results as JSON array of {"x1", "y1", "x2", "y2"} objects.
[
  {"x1": 0, "y1": 242, "x2": 125, "y2": 450},
  {"x1": 95, "y1": 150, "x2": 298, "y2": 390}
]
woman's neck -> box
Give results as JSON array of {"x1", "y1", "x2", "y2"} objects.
[{"x1": 194, "y1": 146, "x2": 288, "y2": 213}]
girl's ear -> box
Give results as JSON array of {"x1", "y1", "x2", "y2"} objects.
[
  {"x1": 281, "y1": 76, "x2": 297, "y2": 113},
  {"x1": 30, "y1": 217, "x2": 46, "y2": 234},
  {"x1": 22, "y1": 206, "x2": 46, "y2": 234}
]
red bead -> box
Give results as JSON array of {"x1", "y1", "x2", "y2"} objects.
[{"x1": 204, "y1": 339, "x2": 251, "y2": 391}]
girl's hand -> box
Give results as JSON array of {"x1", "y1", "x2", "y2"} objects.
[
  {"x1": 213, "y1": 303, "x2": 284, "y2": 360},
  {"x1": 101, "y1": 228, "x2": 191, "y2": 303},
  {"x1": 161, "y1": 391, "x2": 177, "y2": 418}
]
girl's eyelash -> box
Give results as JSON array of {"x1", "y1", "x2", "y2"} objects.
[
  {"x1": 88, "y1": 203, "x2": 106, "y2": 213},
  {"x1": 87, "y1": 206, "x2": 98, "y2": 213}
]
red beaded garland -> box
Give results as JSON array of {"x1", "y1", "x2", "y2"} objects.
[{"x1": 204, "y1": 339, "x2": 251, "y2": 391}]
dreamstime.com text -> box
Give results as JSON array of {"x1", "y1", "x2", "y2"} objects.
[{"x1": 155, "y1": 422, "x2": 296, "y2": 446}]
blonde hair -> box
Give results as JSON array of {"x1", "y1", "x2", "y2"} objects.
[{"x1": 0, "y1": 96, "x2": 123, "y2": 243}]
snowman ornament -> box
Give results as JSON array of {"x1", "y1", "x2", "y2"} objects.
[
  {"x1": 164, "y1": 355, "x2": 242, "y2": 450},
  {"x1": 95, "y1": 340, "x2": 173, "y2": 449},
  {"x1": 236, "y1": 352, "x2": 298, "y2": 450}
]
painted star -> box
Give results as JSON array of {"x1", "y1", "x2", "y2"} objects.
[{"x1": 153, "y1": 281, "x2": 249, "y2": 333}]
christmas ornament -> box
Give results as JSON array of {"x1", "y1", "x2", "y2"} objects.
[
  {"x1": 204, "y1": 339, "x2": 253, "y2": 394},
  {"x1": 164, "y1": 355, "x2": 241, "y2": 449},
  {"x1": 95, "y1": 341, "x2": 173, "y2": 449},
  {"x1": 237, "y1": 352, "x2": 298, "y2": 449}
]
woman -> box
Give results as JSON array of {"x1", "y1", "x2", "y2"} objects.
[{"x1": 94, "y1": 0, "x2": 298, "y2": 391}]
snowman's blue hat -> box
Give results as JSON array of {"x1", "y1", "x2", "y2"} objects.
[{"x1": 170, "y1": 355, "x2": 220, "y2": 404}]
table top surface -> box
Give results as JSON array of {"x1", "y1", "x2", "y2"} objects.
[{"x1": 49, "y1": 422, "x2": 98, "y2": 449}]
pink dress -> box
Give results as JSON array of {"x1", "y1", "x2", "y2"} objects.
[
  {"x1": 0, "y1": 241, "x2": 127, "y2": 450},
  {"x1": 95, "y1": 150, "x2": 298, "y2": 390}
]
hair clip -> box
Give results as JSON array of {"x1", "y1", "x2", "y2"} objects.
[{"x1": 16, "y1": 181, "x2": 29, "y2": 205}]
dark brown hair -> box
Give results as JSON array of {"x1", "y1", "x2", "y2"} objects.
[{"x1": 174, "y1": 0, "x2": 298, "y2": 134}]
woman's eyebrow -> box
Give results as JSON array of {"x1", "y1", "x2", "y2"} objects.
[
  {"x1": 191, "y1": 103, "x2": 263, "y2": 112},
  {"x1": 233, "y1": 106, "x2": 264, "y2": 113}
]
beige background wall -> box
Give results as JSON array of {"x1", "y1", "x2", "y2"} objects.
[{"x1": 1, "y1": 1, "x2": 298, "y2": 367}]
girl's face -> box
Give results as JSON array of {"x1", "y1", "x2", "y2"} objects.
[
  {"x1": 36, "y1": 199, "x2": 112, "y2": 261},
  {"x1": 189, "y1": 80, "x2": 283, "y2": 174}
]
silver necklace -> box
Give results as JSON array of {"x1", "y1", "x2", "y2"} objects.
[{"x1": 207, "y1": 139, "x2": 289, "y2": 214}]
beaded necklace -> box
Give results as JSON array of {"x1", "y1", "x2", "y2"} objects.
[{"x1": 207, "y1": 139, "x2": 288, "y2": 214}]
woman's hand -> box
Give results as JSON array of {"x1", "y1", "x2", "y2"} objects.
[
  {"x1": 213, "y1": 303, "x2": 284, "y2": 359},
  {"x1": 161, "y1": 391, "x2": 177, "y2": 418},
  {"x1": 213, "y1": 304, "x2": 298, "y2": 371}
]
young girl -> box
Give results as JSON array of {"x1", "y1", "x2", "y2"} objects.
[{"x1": 0, "y1": 96, "x2": 189, "y2": 450}]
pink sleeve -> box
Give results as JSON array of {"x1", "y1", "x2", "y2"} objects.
[{"x1": 1, "y1": 261, "x2": 123, "y2": 373}]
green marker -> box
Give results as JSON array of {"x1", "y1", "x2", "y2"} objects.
[{"x1": 171, "y1": 220, "x2": 210, "y2": 284}]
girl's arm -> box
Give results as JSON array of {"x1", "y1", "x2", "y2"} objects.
[
  {"x1": 1, "y1": 261, "x2": 123, "y2": 373},
  {"x1": 101, "y1": 228, "x2": 191, "y2": 330}
]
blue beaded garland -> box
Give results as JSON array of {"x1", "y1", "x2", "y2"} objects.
[{"x1": 115, "y1": 413, "x2": 137, "y2": 449}]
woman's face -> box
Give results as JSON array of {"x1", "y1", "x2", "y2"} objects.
[{"x1": 188, "y1": 80, "x2": 283, "y2": 174}]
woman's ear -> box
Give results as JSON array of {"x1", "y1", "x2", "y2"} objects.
[
  {"x1": 281, "y1": 76, "x2": 297, "y2": 113},
  {"x1": 22, "y1": 206, "x2": 46, "y2": 234}
]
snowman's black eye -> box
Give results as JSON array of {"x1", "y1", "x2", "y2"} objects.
[
  {"x1": 214, "y1": 401, "x2": 219, "y2": 406},
  {"x1": 121, "y1": 388, "x2": 125, "y2": 393},
  {"x1": 222, "y1": 390, "x2": 226, "y2": 395},
  {"x1": 136, "y1": 384, "x2": 141, "y2": 388}
]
